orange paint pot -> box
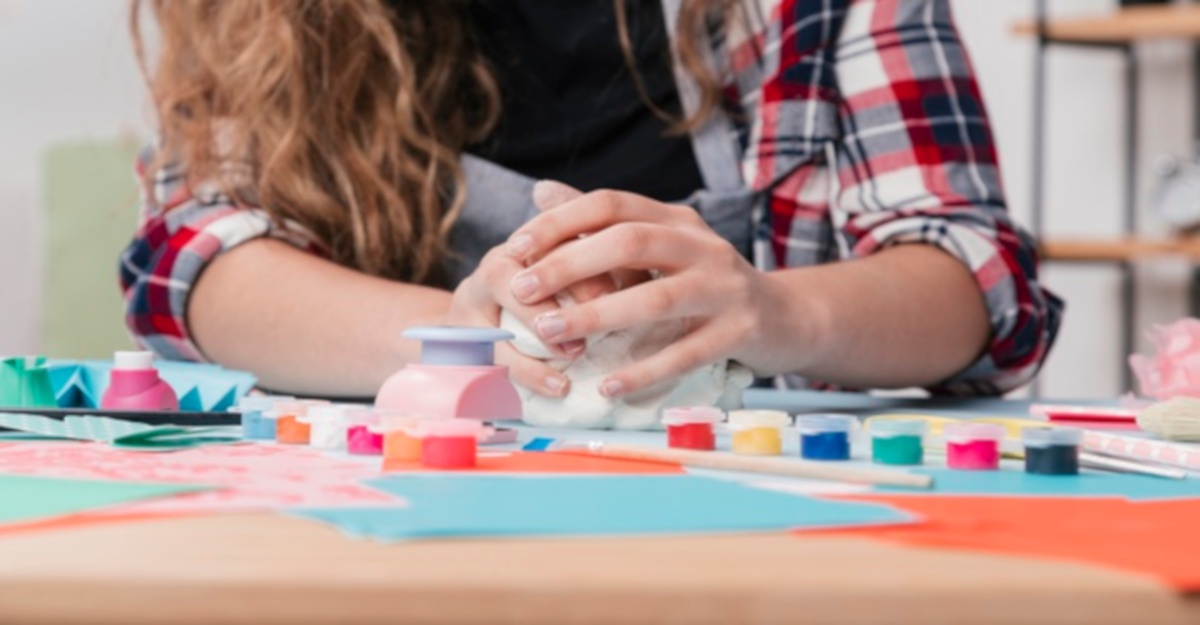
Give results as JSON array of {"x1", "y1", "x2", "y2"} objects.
[
  {"x1": 274, "y1": 415, "x2": 311, "y2": 445},
  {"x1": 384, "y1": 430, "x2": 423, "y2": 464}
]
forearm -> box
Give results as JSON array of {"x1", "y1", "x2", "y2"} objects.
[
  {"x1": 188, "y1": 239, "x2": 451, "y2": 397},
  {"x1": 757, "y1": 244, "x2": 990, "y2": 389}
]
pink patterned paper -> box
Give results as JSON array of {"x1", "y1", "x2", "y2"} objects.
[
  {"x1": 1083, "y1": 432, "x2": 1200, "y2": 472},
  {"x1": 0, "y1": 442, "x2": 401, "y2": 514}
]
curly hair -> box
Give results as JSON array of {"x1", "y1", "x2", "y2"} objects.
[{"x1": 131, "y1": 0, "x2": 732, "y2": 285}]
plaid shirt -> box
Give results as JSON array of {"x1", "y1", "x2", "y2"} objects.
[{"x1": 121, "y1": 0, "x2": 1062, "y2": 395}]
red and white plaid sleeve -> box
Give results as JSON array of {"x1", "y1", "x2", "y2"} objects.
[{"x1": 119, "y1": 146, "x2": 322, "y2": 362}]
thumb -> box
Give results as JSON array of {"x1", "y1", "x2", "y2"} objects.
[{"x1": 532, "y1": 179, "x2": 584, "y2": 212}]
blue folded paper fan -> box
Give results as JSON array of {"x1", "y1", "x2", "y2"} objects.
[{"x1": 1, "y1": 357, "x2": 256, "y2": 415}]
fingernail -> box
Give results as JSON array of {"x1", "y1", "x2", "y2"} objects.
[
  {"x1": 544, "y1": 374, "x2": 568, "y2": 396},
  {"x1": 563, "y1": 339, "x2": 586, "y2": 357},
  {"x1": 507, "y1": 234, "x2": 533, "y2": 258},
  {"x1": 535, "y1": 312, "x2": 566, "y2": 341},
  {"x1": 600, "y1": 378, "x2": 624, "y2": 398},
  {"x1": 511, "y1": 272, "x2": 539, "y2": 301}
]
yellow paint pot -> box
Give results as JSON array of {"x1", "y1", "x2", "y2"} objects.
[{"x1": 727, "y1": 410, "x2": 792, "y2": 456}]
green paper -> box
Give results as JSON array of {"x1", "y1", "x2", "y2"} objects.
[
  {"x1": 43, "y1": 139, "x2": 141, "y2": 358},
  {"x1": 0, "y1": 357, "x2": 58, "y2": 408},
  {"x1": 0, "y1": 413, "x2": 241, "y2": 451},
  {"x1": 0, "y1": 474, "x2": 208, "y2": 525}
]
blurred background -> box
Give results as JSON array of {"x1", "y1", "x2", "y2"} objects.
[{"x1": 0, "y1": 0, "x2": 1196, "y2": 399}]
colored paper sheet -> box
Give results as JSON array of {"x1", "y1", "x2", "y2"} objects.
[
  {"x1": 384, "y1": 451, "x2": 685, "y2": 475},
  {"x1": 0, "y1": 413, "x2": 241, "y2": 451},
  {"x1": 292, "y1": 475, "x2": 914, "y2": 542},
  {"x1": 820, "y1": 495, "x2": 1200, "y2": 591},
  {"x1": 877, "y1": 468, "x2": 1200, "y2": 501},
  {"x1": 0, "y1": 475, "x2": 208, "y2": 526},
  {"x1": 0, "y1": 442, "x2": 399, "y2": 513}
]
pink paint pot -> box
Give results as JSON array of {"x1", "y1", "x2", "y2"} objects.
[{"x1": 944, "y1": 422, "x2": 1005, "y2": 471}]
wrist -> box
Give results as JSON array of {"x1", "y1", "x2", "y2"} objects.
[{"x1": 744, "y1": 269, "x2": 835, "y2": 377}]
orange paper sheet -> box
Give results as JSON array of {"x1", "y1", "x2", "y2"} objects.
[
  {"x1": 814, "y1": 495, "x2": 1200, "y2": 590},
  {"x1": 384, "y1": 451, "x2": 685, "y2": 474}
]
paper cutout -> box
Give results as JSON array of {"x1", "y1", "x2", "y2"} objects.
[
  {"x1": 877, "y1": 468, "x2": 1200, "y2": 501},
  {"x1": 0, "y1": 413, "x2": 241, "y2": 451},
  {"x1": 822, "y1": 495, "x2": 1200, "y2": 590},
  {"x1": 292, "y1": 475, "x2": 914, "y2": 542},
  {"x1": 0, "y1": 357, "x2": 58, "y2": 408},
  {"x1": 33, "y1": 359, "x2": 257, "y2": 412},
  {"x1": 384, "y1": 451, "x2": 685, "y2": 475},
  {"x1": 0, "y1": 474, "x2": 208, "y2": 526},
  {"x1": 0, "y1": 442, "x2": 399, "y2": 513}
]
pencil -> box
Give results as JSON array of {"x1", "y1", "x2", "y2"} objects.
[{"x1": 567, "y1": 441, "x2": 933, "y2": 489}]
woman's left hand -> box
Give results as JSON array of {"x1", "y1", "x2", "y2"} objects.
[{"x1": 504, "y1": 182, "x2": 812, "y2": 398}]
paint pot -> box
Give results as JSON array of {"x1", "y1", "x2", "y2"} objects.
[
  {"x1": 662, "y1": 407, "x2": 723, "y2": 451},
  {"x1": 377, "y1": 415, "x2": 427, "y2": 467},
  {"x1": 302, "y1": 405, "x2": 358, "y2": 451},
  {"x1": 346, "y1": 409, "x2": 384, "y2": 456},
  {"x1": 797, "y1": 414, "x2": 857, "y2": 461},
  {"x1": 413, "y1": 419, "x2": 491, "y2": 469},
  {"x1": 100, "y1": 351, "x2": 179, "y2": 411},
  {"x1": 1023, "y1": 427, "x2": 1083, "y2": 476},
  {"x1": 234, "y1": 395, "x2": 292, "y2": 440},
  {"x1": 727, "y1": 410, "x2": 791, "y2": 456},
  {"x1": 870, "y1": 419, "x2": 927, "y2": 465},
  {"x1": 269, "y1": 401, "x2": 316, "y2": 445},
  {"x1": 944, "y1": 422, "x2": 1005, "y2": 471}
]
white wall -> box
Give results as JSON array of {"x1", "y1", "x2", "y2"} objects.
[
  {"x1": 0, "y1": 0, "x2": 1193, "y2": 398},
  {"x1": 0, "y1": 0, "x2": 149, "y2": 354}
]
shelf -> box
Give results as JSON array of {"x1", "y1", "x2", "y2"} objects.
[
  {"x1": 1013, "y1": 5, "x2": 1200, "y2": 44},
  {"x1": 1041, "y1": 237, "x2": 1200, "y2": 263}
]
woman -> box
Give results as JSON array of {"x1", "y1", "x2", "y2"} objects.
[{"x1": 122, "y1": 0, "x2": 1061, "y2": 400}]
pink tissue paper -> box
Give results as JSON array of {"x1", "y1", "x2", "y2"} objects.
[{"x1": 1130, "y1": 318, "x2": 1200, "y2": 400}]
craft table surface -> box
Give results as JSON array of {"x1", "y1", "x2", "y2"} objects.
[{"x1": 0, "y1": 390, "x2": 1197, "y2": 625}]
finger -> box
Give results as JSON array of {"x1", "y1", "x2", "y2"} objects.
[
  {"x1": 532, "y1": 179, "x2": 584, "y2": 212},
  {"x1": 495, "y1": 343, "x2": 571, "y2": 398},
  {"x1": 612, "y1": 268, "x2": 652, "y2": 290},
  {"x1": 528, "y1": 277, "x2": 706, "y2": 344},
  {"x1": 482, "y1": 250, "x2": 585, "y2": 358},
  {"x1": 565, "y1": 273, "x2": 619, "y2": 304},
  {"x1": 599, "y1": 323, "x2": 734, "y2": 398},
  {"x1": 506, "y1": 189, "x2": 703, "y2": 263},
  {"x1": 510, "y1": 223, "x2": 703, "y2": 304}
]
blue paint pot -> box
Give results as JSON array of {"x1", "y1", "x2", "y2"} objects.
[
  {"x1": 235, "y1": 396, "x2": 291, "y2": 440},
  {"x1": 797, "y1": 414, "x2": 858, "y2": 461}
]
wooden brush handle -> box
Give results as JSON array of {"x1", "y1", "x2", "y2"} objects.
[{"x1": 595, "y1": 444, "x2": 933, "y2": 489}]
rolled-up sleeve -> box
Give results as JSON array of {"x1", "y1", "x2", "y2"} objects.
[
  {"x1": 831, "y1": 0, "x2": 1062, "y2": 394},
  {"x1": 119, "y1": 147, "x2": 320, "y2": 362}
]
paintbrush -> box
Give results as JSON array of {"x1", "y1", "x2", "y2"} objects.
[
  {"x1": 525, "y1": 439, "x2": 933, "y2": 489},
  {"x1": 1138, "y1": 397, "x2": 1200, "y2": 441}
]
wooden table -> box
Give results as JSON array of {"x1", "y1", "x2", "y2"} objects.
[{"x1": 0, "y1": 512, "x2": 1196, "y2": 624}]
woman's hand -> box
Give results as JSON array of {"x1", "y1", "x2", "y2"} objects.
[
  {"x1": 445, "y1": 182, "x2": 627, "y2": 397},
  {"x1": 503, "y1": 182, "x2": 819, "y2": 398}
]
